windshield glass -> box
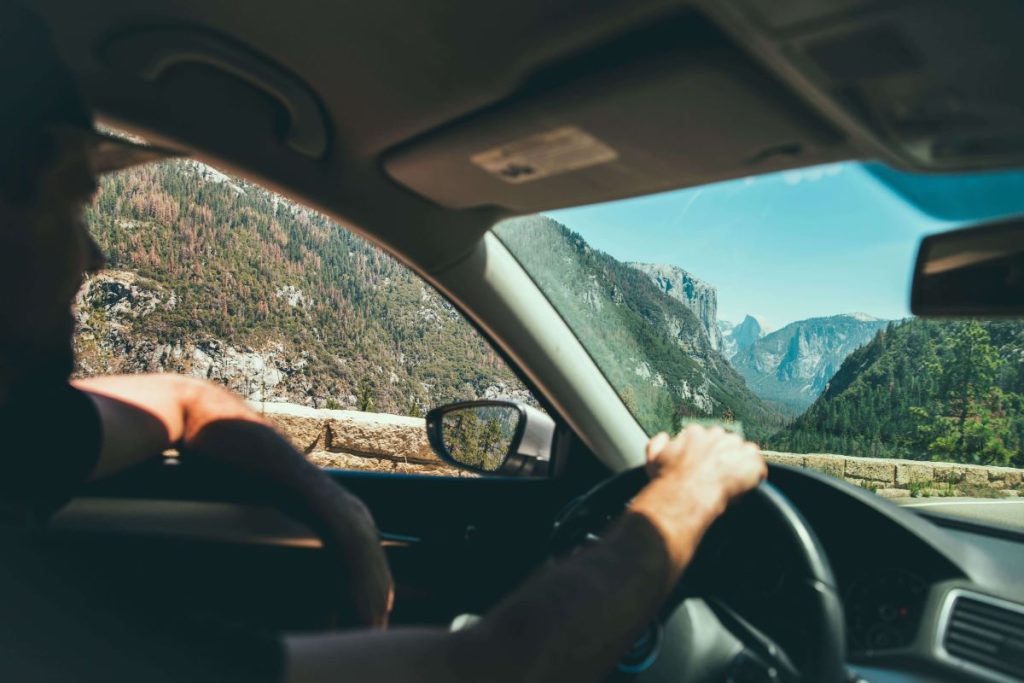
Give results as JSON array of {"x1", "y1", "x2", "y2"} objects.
[{"x1": 494, "y1": 161, "x2": 1024, "y2": 528}]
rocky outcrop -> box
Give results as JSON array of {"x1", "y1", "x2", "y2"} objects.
[
  {"x1": 73, "y1": 268, "x2": 532, "y2": 413},
  {"x1": 630, "y1": 263, "x2": 723, "y2": 350},
  {"x1": 720, "y1": 314, "x2": 769, "y2": 360},
  {"x1": 730, "y1": 314, "x2": 889, "y2": 416},
  {"x1": 73, "y1": 272, "x2": 345, "y2": 407}
]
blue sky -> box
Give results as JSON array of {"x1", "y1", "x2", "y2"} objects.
[{"x1": 546, "y1": 162, "x2": 969, "y2": 330}]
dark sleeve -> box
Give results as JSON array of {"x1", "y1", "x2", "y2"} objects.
[{"x1": 0, "y1": 382, "x2": 102, "y2": 514}]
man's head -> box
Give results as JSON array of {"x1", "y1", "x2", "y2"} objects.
[{"x1": 0, "y1": 3, "x2": 176, "y2": 393}]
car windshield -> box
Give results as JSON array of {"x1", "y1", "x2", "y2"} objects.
[{"x1": 494, "y1": 161, "x2": 1024, "y2": 529}]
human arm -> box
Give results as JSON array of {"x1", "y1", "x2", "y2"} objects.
[
  {"x1": 284, "y1": 425, "x2": 766, "y2": 683},
  {"x1": 72, "y1": 373, "x2": 393, "y2": 628}
]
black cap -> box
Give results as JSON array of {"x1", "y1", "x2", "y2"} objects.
[{"x1": 0, "y1": 2, "x2": 180, "y2": 175}]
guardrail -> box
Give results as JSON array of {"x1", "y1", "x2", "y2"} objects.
[{"x1": 255, "y1": 402, "x2": 1024, "y2": 496}]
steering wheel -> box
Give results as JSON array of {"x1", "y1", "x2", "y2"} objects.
[{"x1": 550, "y1": 467, "x2": 847, "y2": 682}]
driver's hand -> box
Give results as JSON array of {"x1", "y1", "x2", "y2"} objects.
[{"x1": 645, "y1": 424, "x2": 766, "y2": 514}]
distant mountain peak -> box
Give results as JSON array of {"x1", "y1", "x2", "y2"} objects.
[
  {"x1": 739, "y1": 314, "x2": 771, "y2": 333},
  {"x1": 718, "y1": 314, "x2": 770, "y2": 361}
]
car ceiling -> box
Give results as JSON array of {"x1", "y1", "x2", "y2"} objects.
[{"x1": 27, "y1": 0, "x2": 1024, "y2": 273}]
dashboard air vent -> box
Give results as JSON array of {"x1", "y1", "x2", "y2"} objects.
[{"x1": 942, "y1": 592, "x2": 1024, "y2": 681}]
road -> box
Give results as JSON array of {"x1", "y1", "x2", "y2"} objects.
[{"x1": 893, "y1": 497, "x2": 1024, "y2": 531}]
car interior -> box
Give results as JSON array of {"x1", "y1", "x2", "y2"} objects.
[{"x1": 24, "y1": 0, "x2": 1024, "y2": 681}]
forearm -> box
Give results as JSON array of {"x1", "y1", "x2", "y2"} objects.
[
  {"x1": 474, "y1": 513, "x2": 673, "y2": 682},
  {"x1": 476, "y1": 480, "x2": 720, "y2": 683},
  {"x1": 286, "y1": 479, "x2": 720, "y2": 683},
  {"x1": 286, "y1": 516, "x2": 673, "y2": 683}
]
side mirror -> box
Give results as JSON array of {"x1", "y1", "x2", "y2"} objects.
[
  {"x1": 425, "y1": 400, "x2": 555, "y2": 476},
  {"x1": 912, "y1": 217, "x2": 1024, "y2": 316}
]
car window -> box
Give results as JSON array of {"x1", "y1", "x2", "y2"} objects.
[
  {"x1": 494, "y1": 161, "x2": 1024, "y2": 527},
  {"x1": 77, "y1": 158, "x2": 537, "y2": 477}
]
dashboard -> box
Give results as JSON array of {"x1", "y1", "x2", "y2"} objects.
[
  {"x1": 769, "y1": 465, "x2": 1024, "y2": 682},
  {"x1": 844, "y1": 567, "x2": 929, "y2": 654},
  {"x1": 44, "y1": 462, "x2": 1024, "y2": 683}
]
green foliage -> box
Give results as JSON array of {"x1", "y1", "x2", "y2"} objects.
[
  {"x1": 442, "y1": 407, "x2": 518, "y2": 471},
  {"x1": 907, "y1": 480, "x2": 929, "y2": 498},
  {"x1": 770, "y1": 319, "x2": 1024, "y2": 468},
  {"x1": 356, "y1": 377, "x2": 376, "y2": 412},
  {"x1": 82, "y1": 160, "x2": 529, "y2": 413}
]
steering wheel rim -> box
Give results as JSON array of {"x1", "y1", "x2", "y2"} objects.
[{"x1": 550, "y1": 466, "x2": 847, "y2": 682}]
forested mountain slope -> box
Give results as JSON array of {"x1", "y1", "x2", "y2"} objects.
[
  {"x1": 770, "y1": 319, "x2": 1024, "y2": 467},
  {"x1": 75, "y1": 160, "x2": 527, "y2": 414},
  {"x1": 495, "y1": 216, "x2": 782, "y2": 439}
]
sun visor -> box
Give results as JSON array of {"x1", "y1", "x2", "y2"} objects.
[{"x1": 384, "y1": 32, "x2": 849, "y2": 213}]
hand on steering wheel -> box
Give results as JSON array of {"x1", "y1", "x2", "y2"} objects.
[{"x1": 550, "y1": 426, "x2": 847, "y2": 682}]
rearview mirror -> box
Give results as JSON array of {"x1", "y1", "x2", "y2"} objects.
[
  {"x1": 425, "y1": 400, "x2": 554, "y2": 476},
  {"x1": 911, "y1": 217, "x2": 1024, "y2": 316}
]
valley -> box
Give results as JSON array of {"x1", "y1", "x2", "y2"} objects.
[{"x1": 76, "y1": 159, "x2": 1024, "y2": 469}]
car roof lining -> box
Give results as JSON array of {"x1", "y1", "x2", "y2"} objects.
[{"x1": 27, "y1": 0, "x2": 1024, "y2": 273}]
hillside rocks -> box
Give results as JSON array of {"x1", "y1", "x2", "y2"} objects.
[
  {"x1": 76, "y1": 157, "x2": 534, "y2": 414},
  {"x1": 630, "y1": 263, "x2": 723, "y2": 350},
  {"x1": 730, "y1": 314, "x2": 890, "y2": 415},
  {"x1": 75, "y1": 271, "x2": 333, "y2": 405}
]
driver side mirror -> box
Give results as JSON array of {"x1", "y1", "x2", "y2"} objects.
[{"x1": 425, "y1": 400, "x2": 555, "y2": 476}]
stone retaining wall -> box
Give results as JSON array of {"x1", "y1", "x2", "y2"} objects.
[
  {"x1": 252, "y1": 402, "x2": 469, "y2": 477},
  {"x1": 763, "y1": 451, "x2": 1023, "y2": 498},
  {"x1": 255, "y1": 402, "x2": 1024, "y2": 496}
]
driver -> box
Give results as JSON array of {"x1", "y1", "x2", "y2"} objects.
[{"x1": 0, "y1": 3, "x2": 767, "y2": 681}]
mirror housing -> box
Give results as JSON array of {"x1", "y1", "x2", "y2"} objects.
[
  {"x1": 912, "y1": 217, "x2": 1024, "y2": 317},
  {"x1": 425, "y1": 400, "x2": 555, "y2": 476}
]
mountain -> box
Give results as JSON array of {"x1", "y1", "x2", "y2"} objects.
[
  {"x1": 730, "y1": 314, "x2": 891, "y2": 416},
  {"x1": 495, "y1": 216, "x2": 782, "y2": 439},
  {"x1": 75, "y1": 160, "x2": 529, "y2": 415},
  {"x1": 629, "y1": 263, "x2": 723, "y2": 350},
  {"x1": 770, "y1": 319, "x2": 1024, "y2": 468},
  {"x1": 720, "y1": 314, "x2": 770, "y2": 360}
]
